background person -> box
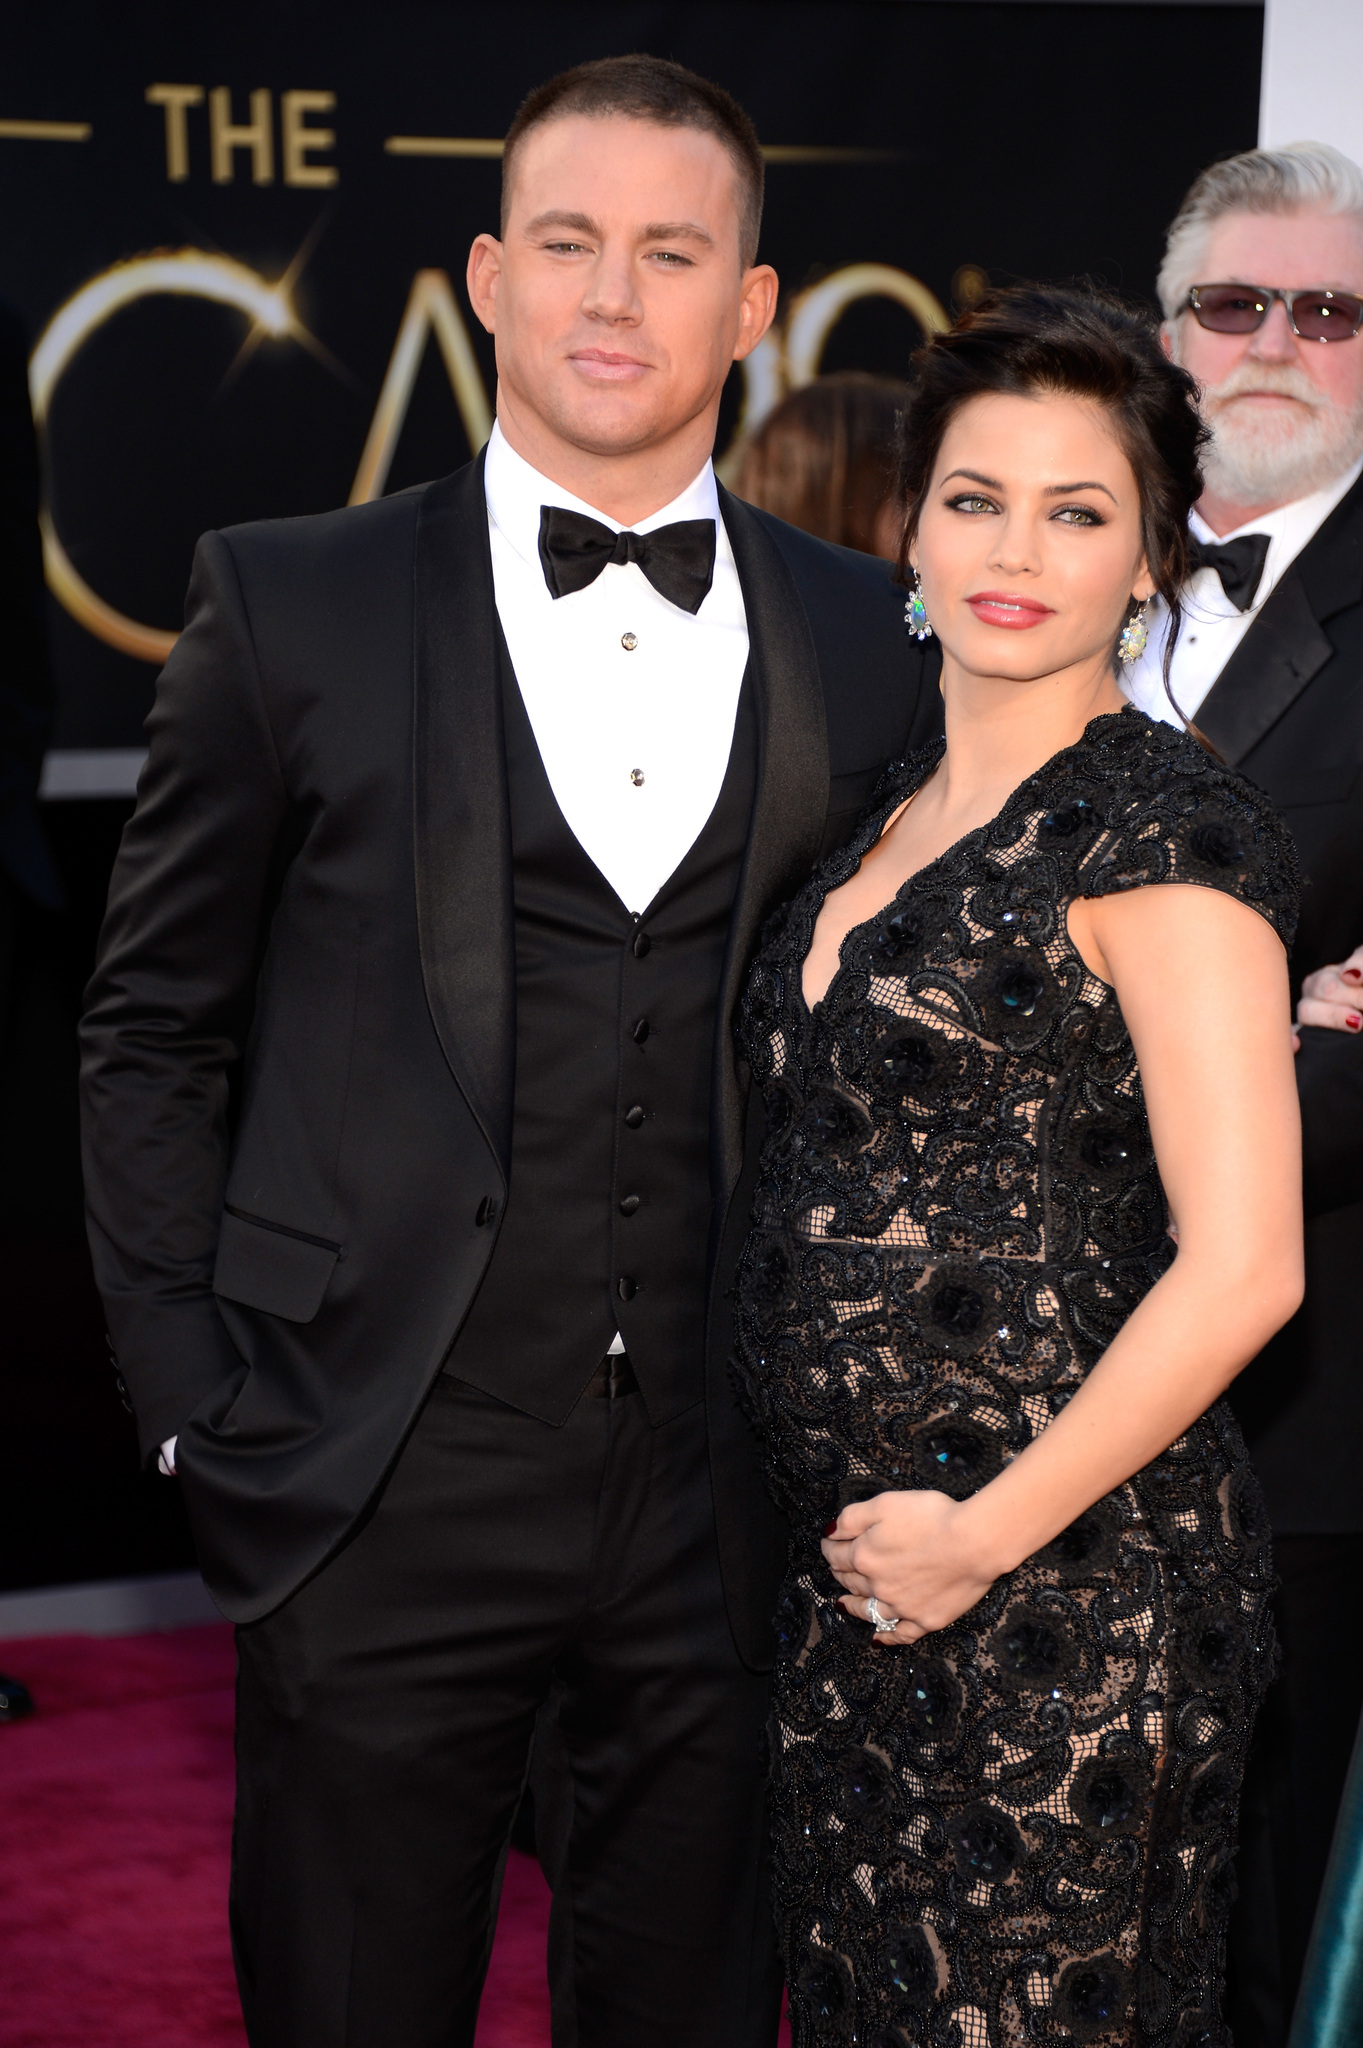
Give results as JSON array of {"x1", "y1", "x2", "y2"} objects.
[
  {"x1": 730, "y1": 370, "x2": 909, "y2": 557},
  {"x1": 1123, "y1": 139, "x2": 1363, "y2": 2044},
  {"x1": 78, "y1": 55, "x2": 942, "y2": 2048}
]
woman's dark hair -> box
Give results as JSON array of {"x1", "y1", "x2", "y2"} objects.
[
  {"x1": 732, "y1": 372, "x2": 910, "y2": 556},
  {"x1": 893, "y1": 285, "x2": 1209, "y2": 716}
]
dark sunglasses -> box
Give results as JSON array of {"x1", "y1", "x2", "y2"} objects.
[{"x1": 1187, "y1": 282, "x2": 1363, "y2": 342}]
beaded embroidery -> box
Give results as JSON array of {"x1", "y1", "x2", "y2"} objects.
[{"x1": 734, "y1": 708, "x2": 1297, "y2": 2047}]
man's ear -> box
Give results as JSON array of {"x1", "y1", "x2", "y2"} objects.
[
  {"x1": 467, "y1": 234, "x2": 503, "y2": 336},
  {"x1": 733, "y1": 264, "x2": 779, "y2": 362}
]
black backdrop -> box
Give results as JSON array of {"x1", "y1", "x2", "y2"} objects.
[{"x1": 1, "y1": 0, "x2": 1263, "y2": 1590}]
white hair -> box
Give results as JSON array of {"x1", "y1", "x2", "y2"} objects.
[{"x1": 1157, "y1": 140, "x2": 1363, "y2": 321}]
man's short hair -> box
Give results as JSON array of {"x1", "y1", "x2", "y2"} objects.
[
  {"x1": 1157, "y1": 140, "x2": 1363, "y2": 320},
  {"x1": 501, "y1": 54, "x2": 765, "y2": 268}
]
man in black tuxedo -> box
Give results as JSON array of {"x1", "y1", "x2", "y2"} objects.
[
  {"x1": 1127, "y1": 140, "x2": 1363, "y2": 2044},
  {"x1": 79, "y1": 55, "x2": 940, "y2": 2048}
]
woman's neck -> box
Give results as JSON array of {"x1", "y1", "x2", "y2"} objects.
[{"x1": 932, "y1": 656, "x2": 1127, "y2": 819}]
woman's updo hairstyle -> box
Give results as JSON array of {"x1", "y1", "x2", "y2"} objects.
[{"x1": 894, "y1": 285, "x2": 1208, "y2": 710}]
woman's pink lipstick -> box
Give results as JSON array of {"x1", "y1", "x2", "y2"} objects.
[{"x1": 966, "y1": 590, "x2": 1054, "y2": 630}]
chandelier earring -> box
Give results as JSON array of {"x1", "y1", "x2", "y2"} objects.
[
  {"x1": 904, "y1": 570, "x2": 933, "y2": 641},
  {"x1": 1117, "y1": 598, "x2": 1149, "y2": 666}
]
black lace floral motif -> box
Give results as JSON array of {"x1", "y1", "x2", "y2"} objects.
[{"x1": 733, "y1": 709, "x2": 1296, "y2": 2047}]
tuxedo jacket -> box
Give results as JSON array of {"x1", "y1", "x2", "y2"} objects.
[
  {"x1": 79, "y1": 453, "x2": 943, "y2": 1650},
  {"x1": 1197, "y1": 470, "x2": 1363, "y2": 1531}
]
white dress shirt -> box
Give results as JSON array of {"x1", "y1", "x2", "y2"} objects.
[
  {"x1": 161, "y1": 430, "x2": 748, "y2": 1471},
  {"x1": 1124, "y1": 455, "x2": 1363, "y2": 727},
  {"x1": 483, "y1": 421, "x2": 750, "y2": 916}
]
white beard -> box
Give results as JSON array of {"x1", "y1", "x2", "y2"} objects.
[{"x1": 1193, "y1": 358, "x2": 1363, "y2": 508}]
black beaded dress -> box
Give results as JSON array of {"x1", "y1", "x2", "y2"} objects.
[{"x1": 732, "y1": 709, "x2": 1298, "y2": 2048}]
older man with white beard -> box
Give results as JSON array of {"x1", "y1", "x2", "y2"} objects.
[{"x1": 1125, "y1": 141, "x2": 1363, "y2": 2046}]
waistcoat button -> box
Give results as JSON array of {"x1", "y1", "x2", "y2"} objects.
[
  {"x1": 618, "y1": 1275, "x2": 638, "y2": 1301},
  {"x1": 632, "y1": 1017, "x2": 650, "y2": 1043},
  {"x1": 624, "y1": 1105, "x2": 646, "y2": 1129},
  {"x1": 632, "y1": 930, "x2": 651, "y2": 958},
  {"x1": 474, "y1": 1197, "x2": 498, "y2": 1228},
  {"x1": 618, "y1": 1194, "x2": 641, "y2": 1216}
]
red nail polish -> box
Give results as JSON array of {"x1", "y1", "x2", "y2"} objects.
[
  {"x1": 1348, "y1": 1014, "x2": 1361, "y2": 1032},
  {"x1": 1344, "y1": 969, "x2": 1363, "y2": 983},
  {"x1": 824, "y1": 1520, "x2": 838, "y2": 1537}
]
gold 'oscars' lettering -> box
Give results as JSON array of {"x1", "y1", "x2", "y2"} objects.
[
  {"x1": 783, "y1": 263, "x2": 949, "y2": 386},
  {"x1": 145, "y1": 84, "x2": 203, "y2": 182},
  {"x1": 349, "y1": 269, "x2": 492, "y2": 504},
  {"x1": 30, "y1": 251, "x2": 299, "y2": 662},
  {"x1": 281, "y1": 91, "x2": 337, "y2": 187},
  {"x1": 210, "y1": 86, "x2": 274, "y2": 184},
  {"x1": 717, "y1": 264, "x2": 948, "y2": 482},
  {"x1": 31, "y1": 254, "x2": 938, "y2": 661}
]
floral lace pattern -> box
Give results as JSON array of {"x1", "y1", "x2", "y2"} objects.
[{"x1": 733, "y1": 710, "x2": 1297, "y2": 2046}]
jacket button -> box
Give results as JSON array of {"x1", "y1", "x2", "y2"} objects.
[
  {"x1": 632, "y1": 930, "x2": 651, "y2": 958},
  {"x1": 474, "y1": 1197, "x2": 498, "y2": 1227},
  {"x1": 624, "y1": 1105, "x2": 646, "y2": 1129},
  {"x1": 618, "y1": 1276, "x2": 638, "y2": 1301},
  {"x1": 631, "y1": 1017, "x2": 650, "y2": 1043},
  {"x1": 618, "y1": 1194, "x2": 641, "y2": 1216}
]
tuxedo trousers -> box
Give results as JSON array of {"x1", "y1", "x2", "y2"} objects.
[{"x1": 230, "y1": 1373, "x2": 783, "y2": 2048}]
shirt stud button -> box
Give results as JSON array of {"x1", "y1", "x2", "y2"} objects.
[
  {"x1": 619, "y1": 1194, "x2": 641, "y2": 1216},
  {"x1": 624, "y1": 1104, "x2": 646, "y2": 1129},
  {"x1": 632, "y1": 1017, "x2": 650, "y2": 1043},
  {"x1": 632, "y1": 929, "x2": 651, "y2": 958},
  {"x1": 621, "y1": 631, "x2": 638, "y2": 651},
  {"x1": 630, "y1": 768, "x2": 645, "y2": 787}
]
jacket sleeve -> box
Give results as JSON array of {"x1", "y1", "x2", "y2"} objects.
[
  {"x1": 1295, "y1": 1026, "x2": 1363, "y2": 1221},
  {"x1": 79, "y1": 531, "x2": 292, "y2": 1461}
]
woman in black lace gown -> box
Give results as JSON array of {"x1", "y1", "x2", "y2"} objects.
[{"x1": 733, "y1": 291, "x2": 1304, "y2": 2047}]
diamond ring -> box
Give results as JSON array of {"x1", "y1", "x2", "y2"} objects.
[{"x1": 866, "y1": 1597, "x2": 901, "y2": 1633}]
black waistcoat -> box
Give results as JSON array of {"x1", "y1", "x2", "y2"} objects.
[{"x1": 445, "y1": 652, "x2": 757, "y2": 1426}]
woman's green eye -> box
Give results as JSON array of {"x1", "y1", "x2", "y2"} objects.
[{"x1": 1055, "y1": 505, "x2": 1104, "y2": 525}]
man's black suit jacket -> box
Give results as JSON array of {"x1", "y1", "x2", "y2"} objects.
[
  {"x1": 79, "y1": 454, "x2": 943, "y2": 1658},
  {"x1": 1196, "y1": 470, "x2": 1363, "y2": 1531}
]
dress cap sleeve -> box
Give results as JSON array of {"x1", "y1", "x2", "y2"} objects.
[{"x1": 1076, "y1": 718, "x2": 1298, "y2": 948}]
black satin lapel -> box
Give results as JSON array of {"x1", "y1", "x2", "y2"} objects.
[
  {"x1": 413, "y1": 454, "x2": 515, "y2": 1175},
  {"x1": 711, "y1": 487, "x2": 830, "y2": 1199},
  {"x1": 1195, "y1": 566, "x2": 1334, "y2": 766}
]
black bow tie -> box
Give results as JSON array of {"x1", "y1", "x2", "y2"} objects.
[
  {"x1": 1188, "y1": 531, "x2": 1271, "y2": 611},
  {"x1": 537, "y1": 505, "x2": 717, "y2": 615}
]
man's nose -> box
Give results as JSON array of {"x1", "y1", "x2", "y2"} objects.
[
  {"x1": 1246, "y1": 296, "x2": 1303, "y2": 363},
  {"x1": 582, "y1": 252, "x2": 642, "y2": 324}
]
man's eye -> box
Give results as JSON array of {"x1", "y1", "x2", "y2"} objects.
[
  {"x1": 1054, "y1": 504, "x2": 1105, "y2": 526},
  {"x1": 649, "y1": 250, "x2": 692, "y2": 266},
  {"x1": 545, "y1": 241, "x2": 589, "y2": 255},
  {"x1": 947, "y1": 494, "x2": 997, "y2": 515}
]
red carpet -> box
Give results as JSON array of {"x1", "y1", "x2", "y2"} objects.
[
  {"x1": 0, "y1": 1624, "x2": 790, "y2": 2045},
  {"x1": 0, "y1": 1624, "x2": 550, "y2": 2047}
]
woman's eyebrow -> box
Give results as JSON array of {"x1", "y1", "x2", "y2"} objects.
[
  {"x1": 1045, "y1": 479, "x2": 1118, "y2": 502},
  {"x1": 941, "y1": 468, "x2": 1004, "y2": 490}
]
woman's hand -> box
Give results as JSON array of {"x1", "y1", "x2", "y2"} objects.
[{"x1": 821, "y1": 1490, "x2": 1004, "y2": 1646}]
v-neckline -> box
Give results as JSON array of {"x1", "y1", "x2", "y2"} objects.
[{"x1": 798, "y1": 706, "x2": 1137, "y2": 1020}]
